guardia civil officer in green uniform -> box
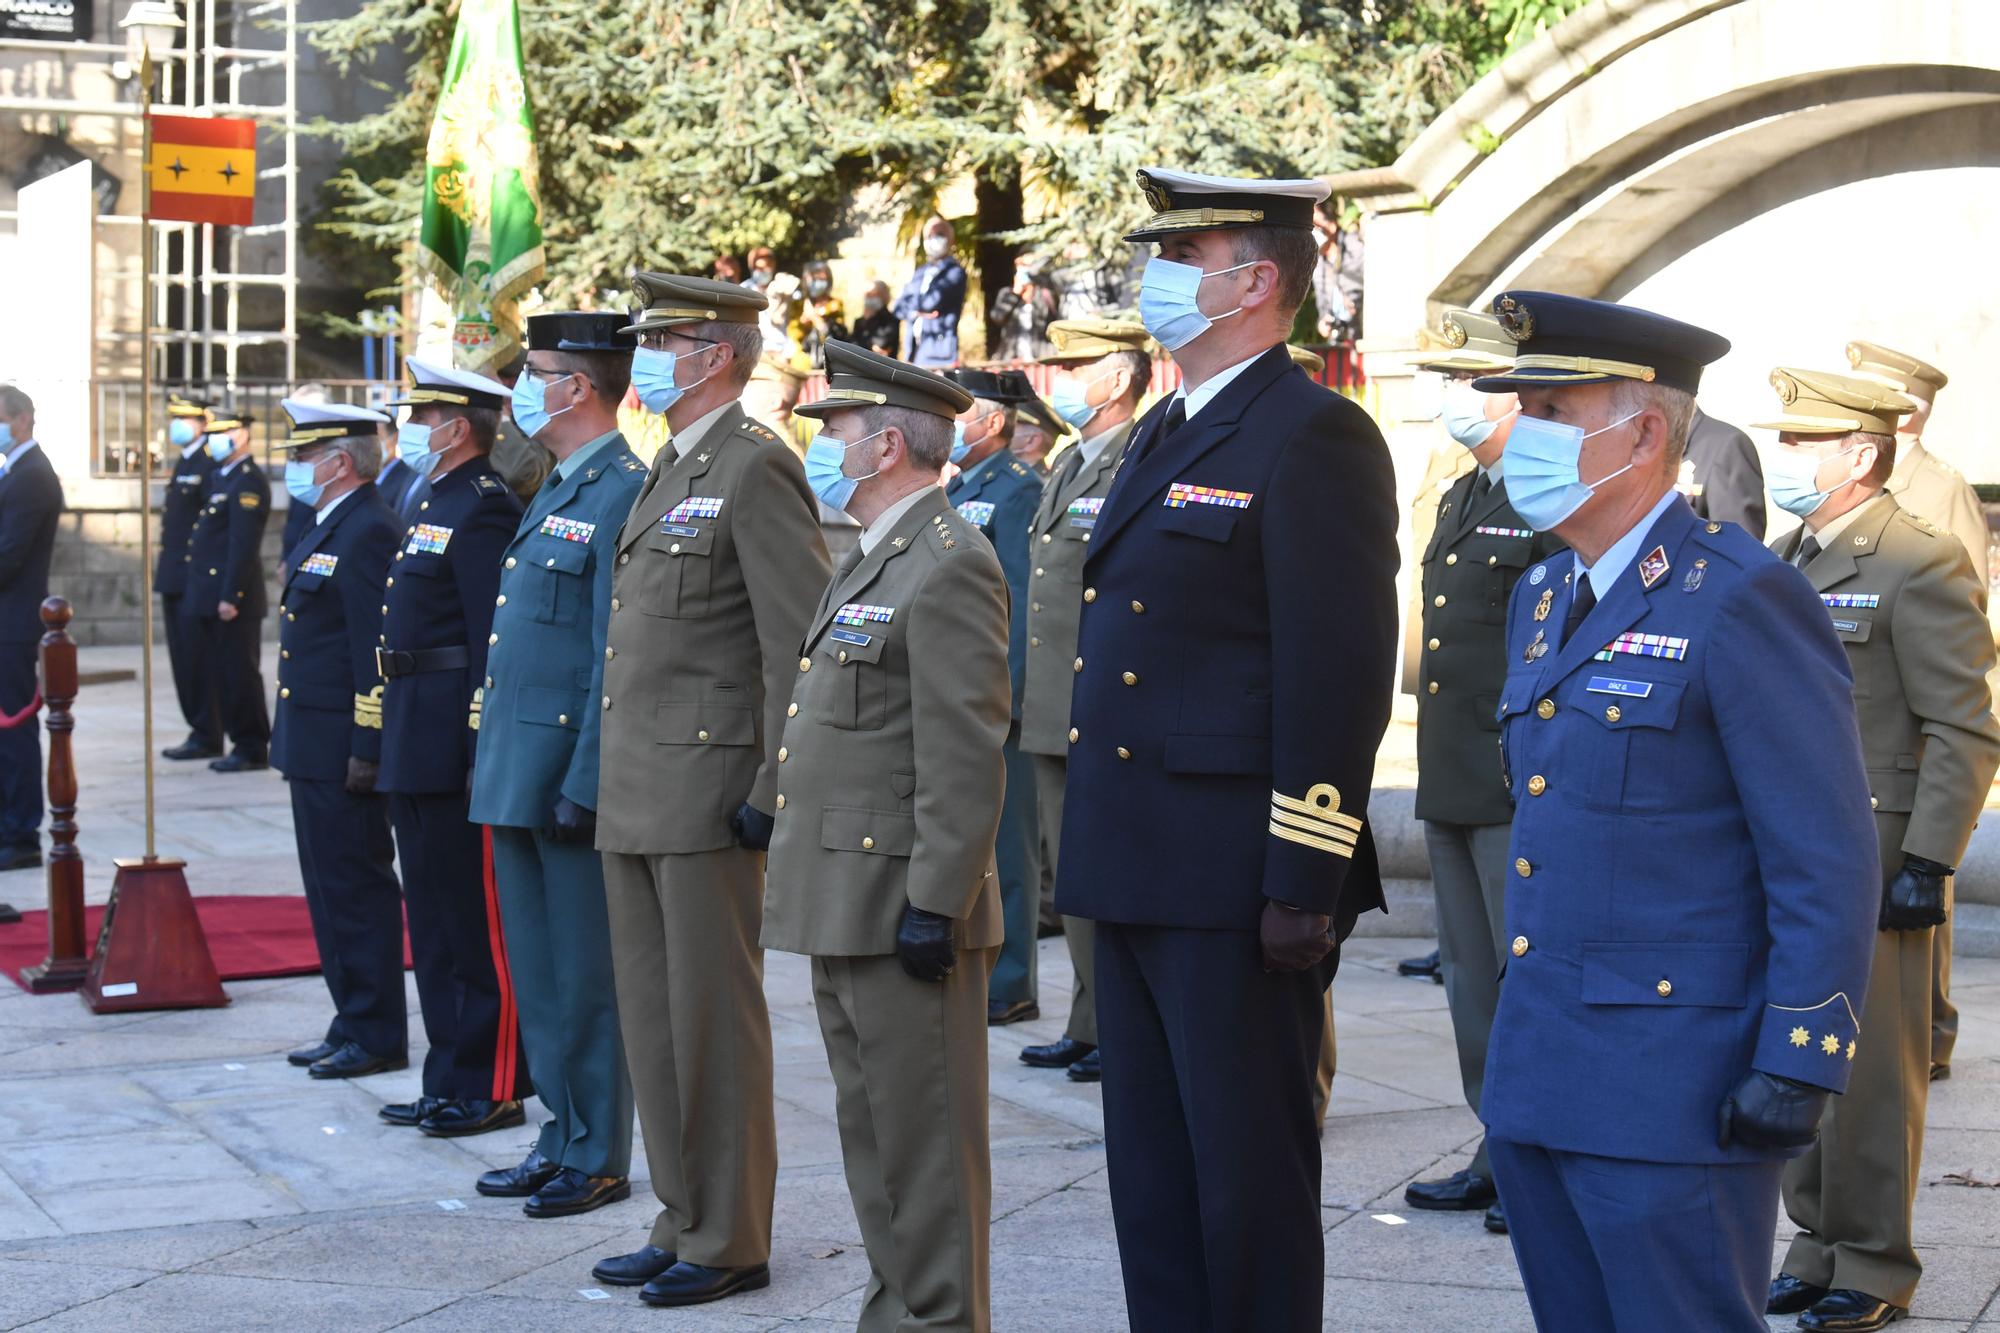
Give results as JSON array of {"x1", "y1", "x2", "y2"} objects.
[
  {"x1": 589, "y1": 274, "x2": 829, "y2": 1309},
  {"x1": 1755, "y1": 369, "x2": 2000, "y2": 1333},
  {"x1": 1015, "y1": 318, "x2": 1153, "y2": 1084},
  {"x1": 466, "y1": 313, "x2": 644, "y2": 1218},
  {"x1": 943, "y1": 366, "x2": 1044, "y2": 1025},
  {"x1": 765, "y1": 341, "x2": 1012, "y2": 1333}
]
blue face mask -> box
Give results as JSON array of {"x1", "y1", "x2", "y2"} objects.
[
  {"x1": 397, "y1": 421, "x2": 440, "y2": 475},
  {"x1": 0, "y1": 423, "x2": 12, "y2": 451},
  {"x1": 1767, "y1": 443, "x2": 1859, "y2": 519},
  {"x1": 1442, "y1": 381, "x2": 1515, "y2": 450},
  {"x1": 284, "y1": 456, "x2": 327, "y2": 508},
  {"x1": 204, "y1": 433, "x2": 234, "y2": 462},
  {"x1": 1049, "y1": 370, "x2": 1111, "y2": 429},
  {"x1": 632, "y1": 344, "x2": 713, "y2": 414},
  {"x1": 1137, "y1": 256, "x2": 1255, "y2": 352},
  {"x1": 511, "y1": 369, "x2": 573, "y2": 439},
  {"x1": 804, "y1": 429, "x2": 885, "y2": 513},
  {"x1": 1501, "y1": 410, "x2": 1642, "y2": 531},
  {"x1": 169, "y1": 419, "x2": 198, "y2": 447},
  {"x1": 949, "y1": 420, "x2": 972, "y2": 465}
]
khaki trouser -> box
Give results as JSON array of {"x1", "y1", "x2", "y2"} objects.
[
  {"x1": 1423, "y1": 820, "x2": 1513, "y2": 1178},
  {"x1": 1782, "y1": 925, "x2": 1933, "y2": 1309},
  {"x1": 1032, "y1": 753, "x2": 1095, "y2": 1045},
  {"x1": 1933, "y1": 874, "x2": 1956, "y2": 1069},
  {"x1": 814, "y1": 948, "x2": 997, "y2": 1333},
  {"x1": 603, "y1": 847, "x2": 776, "y2": 1268}
]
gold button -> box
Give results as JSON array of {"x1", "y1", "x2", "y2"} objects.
[
  {"x1": 380, "y1": 604, "x2": 388, "y2": 615},
  {"x1": 1035, "y1": 567, "x2": 1045, "y2": 577},
  {"x1": 1445, "y1": 553, "x2": 1458, "y2": 566},
  {"x1": 495, "y1": 594, "x2": 506, "y2": 606},
  {"x1": 386, "y1": 578, "x2": 394, "y2": 587},
  {"x1": 1031, "y1": 602, "x2": 1042, "y2": 613},
  {"x1": 1068, "y1": 727, "x2": 1079, "y2": 743},
  {"x1": 776, "y1": 794, "x2": 786, "y2": 810},
  {"x1": 1116, "y1": 746, "x2": 1131, "y2": 760},
  {"x1": 1030, "y1": 636, "x2": 1041, "y2": 647},
  {"x1": 558, "y1": 713, "x2": 568, "y2": 725},
  {"x1": 420, "y1": 500, "x2": 430, "y2": 511},
  {"x1": 281, "y1": 649, "x2": 289, "y2": 659},
  {"x1": 799, "y1": 657, "x2": 812, "y2": 672},
  {"x1": 1870, "y1": 795, "x2": 1879, "y2": 809},
  {"x1": 1427, "y1": 681, "x2": 1439, "y2": 695},
  {"x1": 505, "y1": 557, "x2": 516, "y2": 569},
  {"x1": 1074, "y1": 657, "x2": 1084, "y2": 673},
  {"x1": 611, "y1": 597, "x2": 621, "y2": 612},
  {"x1": 1084, "y1": 588, "x2": 1097, "y2": 603},
  {"x1": 1605, "y1": 705, "x2": 1621, "y2": 723},
  {"x1": 488, "y1": 633, "x2": 498, "y2": 645},
  {"x1": 1041, "y1": 533, "x2": 1052, "y2": 545},
  {"x1": 286, "y1": 612, "x2": 296, "y2": 622},
  {"x1": 605, "y1": 647, "x2": 615, "y2": 661},
  {"x1": 210, "y1": 567, "x2": 219, "y2": 575},
  {"x1": 862, "y1": 836, "x2": 875, "y2": 850},
  {"x1": 1427, "y1": 638, "x2": 1440, "y2": 651},
  {"x1": 778, "y1": 747, "x2": 788, "y2": 762},
  {"x1": 1536, "y1": 699, "x2": 1555, "y2": 719},
  {"x1": 619, "y1": 553, "x2": 630, "y2": 565},
  {"x1": 697, "y1": 729, "x2": 709, "y2": 742},
  {"x1": 1122, "y1": 671, "x2": 1138, "y2": 686},
  {"x1": 1433, "y1": 594, "x2": 1446, "y2": 607},
  {"x1": 1487, "y1": 555, "x2": 1498, "y2": 566},
  {"x1": 484, "y1": 676, "x2": 493, "y2": 688},
  {"x1": 395, "y1": 552, "x2": 404, "y2": 561},
  {"x1": 1656, "y1": 979, "x2": 1673, "y2": 998},
  {"x1": 838, "y1": 650, "x2": 849, "y2": 663},
  {"x1": 1527, "y1": 775, "x2": 1546, "y2": 796},
  {"x1": 670, "y1": 543, "x2": 681, "y2": 554},
  {"x1": 787, "y1": 702, "x2": 799, "y2": 717},
  {"x1": 1511, "y1": 936, "x2": 1529, "y2": 957},
  {"x1": 1515, "y1": 858, "x2": 1532, "y2": 878},
  {"x1": 1707, "y1": 522, "x2": 1721, "y2": 534},
  {"x1": 1131, "y1": 600, "x2": 1145, "y2": 613},
  {"x1": 602, "y1": 696, "x2": 611, "y2": 710},
  {"x1": 279, "y1": 687, "x2": 290, "y2": 699}
]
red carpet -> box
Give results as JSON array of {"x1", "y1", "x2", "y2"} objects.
[{"x1": 0, "y1": 894, "x2": 411, "y2": 992}]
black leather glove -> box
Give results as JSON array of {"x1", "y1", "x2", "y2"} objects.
[
  {"x1": 1880, "y1": 854, "x2": 1950, "y2": 932},
  {"x1": 1717, "y1": 1070, "x2": 1829, "y2": 1152},
  {"x1": 730, "y1": 802, "x2": 775, "y2": 851},
  {"x1": 896, "y1": 904, "x2": 957, "y2": 983},
  {"x1": 546, "y1": 796, "x2": 596, "y2": 844},
  {"x1": 344, "y1": 756, "x2": 379, "y2": 795}
]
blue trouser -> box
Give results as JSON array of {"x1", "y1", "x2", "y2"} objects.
[
  {"x1": 161, "y1": 592, "x2": 218, "y2": 748},
  {"x1": 0, "y1": 641, "x2": 40, "y2": 851},
  {"x1": 986, "y1": 723, "x2": 1041, "y2": 1005},
  {"x1": 489, "y1": 825, "x2": 632, "y2": 1178},
  {"x1": 289, "y1": 777, "x2": 407, "y2": 1059},
  {"x1": 1489, "y1": 1136, "x2": 1783, "y2": 1332}
]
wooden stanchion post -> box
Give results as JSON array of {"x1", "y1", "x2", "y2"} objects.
[{"x1": 22, "y1": 598, "x2": 86, "y2": 993}]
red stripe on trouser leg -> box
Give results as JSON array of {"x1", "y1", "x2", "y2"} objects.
[{"x1": 482, "y1": 825, "x2": 520, "y2": 1101}]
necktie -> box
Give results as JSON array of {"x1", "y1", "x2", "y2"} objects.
[
  {"x1": 1564, "y1": 574, "x2": 1598, "y2": 644},
  {"x1": 1052, "y1": 444, "x2": 1088, "y2": 494},
  {"x1": 1458, "y1": 471, "x2": 1492, "y2": 533},
  {"x1": 1124, "y1": 398, "x2": 1185, "y2": 472},
  {"x1": 1795, "y1": 535, "x2": 1821, "y2": 569}
]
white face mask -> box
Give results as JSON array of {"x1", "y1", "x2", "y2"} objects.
[{"x1": 923, "y1": 234, "x2": 950, "y2": 260}]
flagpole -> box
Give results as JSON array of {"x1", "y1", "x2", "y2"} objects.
[{"x1": 137, "y1": 43, "x2": 158, "y2": 861}]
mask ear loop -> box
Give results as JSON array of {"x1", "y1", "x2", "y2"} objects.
[
  {"x1": 1577, "y1": 409, "x2": 1646, "y2": 490},
  {"x1": 1197, "y1": 257, "x2": 1260, "y2": 326}
]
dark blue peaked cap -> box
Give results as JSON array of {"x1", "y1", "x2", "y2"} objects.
[{"x1": 1471, "y1": 291, "x2": 1730, "y2": 396}]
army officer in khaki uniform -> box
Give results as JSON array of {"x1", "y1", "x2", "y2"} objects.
[
  {"x1": 590, "y1": 274, "x2": 830, "y2": 1309},
  {"x1": 764, "y1": 341, "x2": 1012, "y2": 1333}
]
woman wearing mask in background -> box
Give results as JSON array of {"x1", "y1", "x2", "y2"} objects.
[
  {"x1": 852, "y1": 280, "x2": 901, "y2": 358},
  {"x1": 893, "y1": 216, "x2": 966, "y2": 368},
  {"x1": 792, "y1": 259, "x2": 849, "y2": 368}
]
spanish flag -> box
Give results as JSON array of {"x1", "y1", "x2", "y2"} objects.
[{"x1": 147, "y1": 116, "x2": 257, "y2": 227}]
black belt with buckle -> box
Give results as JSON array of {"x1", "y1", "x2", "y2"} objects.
[{"x1": 376, "y1": 645, "x2": 469, "y2": 679}]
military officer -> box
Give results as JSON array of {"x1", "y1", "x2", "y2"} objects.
[
  {"x1": 373, "y1": 359, "x2": 530, "y2": 1140},
  {"x1": 764, "y1": 340, "x2": 1011, "y2": 1333},
  {"x1": 943, "y1": 366, "x2": 1044, "y2": 1026},
  {"x1": 1845, "y1": 339, "x2": 1991, "y2": 1081},
  {"x1": 1756, "y1": 369, "x2": 2000, "y2": 1333},
  {"x1": 1002, "y1": 369, "x2": 1066, "y2": 472},
  {"x1": 588, "y1": 274, "x2": 829, "y2": 1307},
  {"x1": 1681, "y1": 408, "x2": 1767, "y2": 539},
  {"x1": 160, "y1": 396, "x2": 223, "y2": 761},
  {"x1": 467, "y1": 313, "x2": 645, "y2": 1219},
  {"x1": 1472, "y1": 293, "x2": 1879, "y2": 1333},
  {"x1": 1402, "y1": 308, "x2": 1555, "y2": 1234},
  {"x1": 268, "y1": 399, "x2": 408, "y2": 1079},
  {"x1": 1058, "y1": 170, "x2": 1399, "y2": 1332},
  {"x1": 1016, "y1": 317, "x2": 1152, "y2": 1085},
  {"x1": 183, "y1": 408, "x2": 272, "y2": 772}
]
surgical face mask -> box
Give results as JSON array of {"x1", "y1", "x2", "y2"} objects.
[
  {"x1": 1441, "y1": 381, "x2": 1512, "y2": 450},
  {"x1": 1767, "y1": 444, "x2": 1860, "y2": 519},
  {"x1": 510, "y1": 368, "x2": 574, "y2": 439},
  {"x1": 863, "y1": 297, "x2": 884, "y2": 314},
  {"x1": 748, "y1": 268, "x2": 773, "y2": 288},
  {"x1": 1050, "y1": 369, "x2": 1113, "y2": 429},
  {"x1": 806, "y1": 277, "x2": 830, "y2": 298},
  {"x1": 924, "y1": 234, "x2": 950, "y2": 260},
  {"x1": 396, "y1": 421, "x2": 441, "y2": 475},
  {"x1": 284, "y1": 455, "x2": 330, "y2": 508},
  {"x1": 804, "y1": 429, "x2": 885, "y2": 513},
  {"x1": 1137, "y1": 256, "x2": 1256, "y2": 352},
  {"x1": 169, "y1": 418, "x2": 198, "y2": 447},
  {"x1": 204, "y1": 433, "x2": 234, "y2": 462},
  {"x1": 1501, "y1": 410, "x2": 1643, "y2": 531},
  {"x1": 631, "y1": 344, "x2": 712, "y2": 415},
  {"x1": 0, "y1": 423, "x2": 13, "y2": 451}
]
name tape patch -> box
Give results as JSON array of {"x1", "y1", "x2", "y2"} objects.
[
  {"x1": 406, "y1": 524, "x2": 453, "y2": 556},
  {"x1": 829, "y1": 628, "x2": 872, "y2": 646},
  {"x1": 1594, "y1": 632, "x2": 1689, "y2": 662},
  {"x1": 1586, "y1": 675, "x2": 1654, "y2": 698},
  {"x1": 1831, "y1": 617, "x2": 1860, "y2": 633},
  {"x1": 540, "y1": 514, "x2": 596, "y2": 543},
  {"x1": 1165, "y1": 483, "x2": 1253, "y2": 510}
]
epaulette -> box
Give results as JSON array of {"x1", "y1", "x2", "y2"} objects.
[
  {"x1": 1688, "y1": 516, "x2": 1765, "y2": 567},
  {"x1": 743, "y1": 420, "x2": 779, "y2": 443},
  {"x1": 1926, "y1": 453, "x2": 1964, "y2": 481},
  {"x1": 1007, "y1": 458, "x2": 1033, "y2": 480},
  {"x1": 1901, "y1": 510, "x2": 1945, "y2": 539},
  {"x1": 927, "y1": 511, "x2": 960, "y2": 553},
  {"x1": 473, "y1": 474, "x2": 508, "y2": 497}
]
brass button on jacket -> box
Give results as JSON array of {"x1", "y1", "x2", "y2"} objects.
[
  {"x1": 1656, "y1": 979, "x2": 1673, "y2": 998},
  {"x1": 1511, "y1": 936, "x2": 1529, "y2": 957},
  {"x1": 1515, "y1": 857, "x2": 1533, "y2": 878},
  {"x1": 1536, "y1": 698, "x2": 1556, "y2": 720},
  {"x1": 1526, "y1": 775, "x2": 1546, "y2": 796}
]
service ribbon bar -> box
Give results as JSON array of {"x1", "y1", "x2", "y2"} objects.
[
  {"x1": 1821, "y1": 593, "x2": 1881, "y2": 609},
  {"x1": 956, "y1": 500, "x2": 996, "y2": 527},
  {"x1": 834, "y1": 603, "x2": 895, "y2": 627},
  {"x1": 539, "y1": 514, "x2": 596, "y2": 543},
  {"x1": 1594, "y1": 631, "x2": 1689, "y2": 662},
  {"x1": 407, "y1": 523, "x2": 454, "y2": 556},
  {"x1": 301, "y1": 552, "x2": 339, "y2": 576},
  {"x1": 1475, "y1": 525, "x2": 1533, "y2": 538},
  {"x1": 665, "y1": 496, "x2": 724, "y2": 523},
  {"x1": 1165, "y1": 483, "x2": 1253, "y2": 509},
  {"x1": 1067, "y1": 497, "x2": 1105, "y2": 517}
]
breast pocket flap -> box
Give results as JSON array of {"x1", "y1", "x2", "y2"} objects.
[
  {"x1": 821, "y1": 631, "x2": 888, "y2": 665},
  {"x1": 1163, "y1": 733, "x2": 1270, "y2": 774},
  {"x1": 1157, "y1": 504, "x2": 1238, "y2": 543},
  {"x1": 1581, "y1": 942, "x2": 1750, "y2": 1008},
  {"x1": 1575, "y1": 677, "x2": 1686, "y2": 731},
  {"x1": 649, "y1": 525, "x2": 716, "y2": 557},
  {"x1": 821, "y1": 806, "x2": 916, "y2": 856},
  {"x1": 527, "y1": 540, "x2": 589, "y2": 575},
  {"x1": 518, "y1": 684, "x2": 583, "y2": 730}
]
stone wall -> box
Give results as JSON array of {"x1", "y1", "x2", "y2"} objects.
[{"x1": 48, "y1": 506, "x2": 289, "y2": 648}]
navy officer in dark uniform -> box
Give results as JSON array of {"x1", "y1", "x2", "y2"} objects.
[
  {"x1": 183, "y1": 407, "x2": 272, "y2": 773},
  {"x1": 1472, "y1": 292, "x2": 1879, "y2": 1332},
  {"x1": 942, "y1": 366, "x2": 1045, "y2": 1025},
  {"x1": 269, "y1": 398, "x2": 409, "y2": 1079},
  {"x1": 373, "y1": 359, "x2": 530, "y2": 1139},
  {"x1": 160, "y1": 395, "x2": 224, "y2": 761},
  {"x1": 1056, "y1": 168, "x2": 1399, "y2": 1332}
]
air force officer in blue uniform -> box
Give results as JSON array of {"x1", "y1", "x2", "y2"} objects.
[
  {"x1": 1056, "y1": 169, "x2": 1399, "y2": 1332},
  {"x1": 1472, "y1": 292, "x2": 1880, "y2": 1332}
]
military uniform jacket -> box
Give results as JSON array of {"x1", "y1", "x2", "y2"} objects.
[
  {"x1": 1414, "y1": 469, "x2": 1562, "y2": 826},
  {"x1": 596, "y1": 404, "x2": 829, "y2": 854},
  {"x1": 270, "y1": 485, "x2": 399, "y2": 781},
  {"x1": 156, "y1": 447, "x2": 213, "y2": 596},
  {"x1": 1055, "y1": 345, "x2": 1400, "y2": 933},
  {"x1": 468, "y1": 433, "x2": 646, "y2": 829},
  {"x1": 1680, "y1": 409, "x2": 1768, "y2": 541},
  {"x1": 185, "y1": 459, "x2": 270, "y2": 619},
  {"x1": 376, "y1": 457, "x2": 522, "y2": 796},
  {"x1": 1887, "y1": 440, "x2": 1989, "y2": 602},
  {"x1": 946, "y1": 448, "x2": 1040, "y2": 715},
  {"x1": 1020, "y1": 422, "x2": 1133, "y2": 756},
  {"x1": 1484, "y1": 497, "x2": 1880, "y2": 1166},
  {"x1": 1773, "y1": 494, "x2": 2000, "y2": 881},
  {"x1": 762, "y1": 486, "x2": 1012, "y2": 957}
]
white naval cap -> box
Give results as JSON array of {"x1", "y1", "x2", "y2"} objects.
[
  {"x1": 386, "y1": 357, "x2": 510, "y2": 411},
  {"x1": 279, "y1": 397, "x2": 390, "y2": 450}
]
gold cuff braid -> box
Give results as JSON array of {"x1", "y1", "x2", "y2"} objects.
[
  {"x1": 353, "y1": 685, "x2": 383, "y2": 730},
  {"x1": 1268, "y1": 784, "x2": 1361, "y2": 858}
]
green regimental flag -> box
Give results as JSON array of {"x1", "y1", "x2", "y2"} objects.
[{"x1": 416, "y1": 0, "x2": 544, "y2": 372}]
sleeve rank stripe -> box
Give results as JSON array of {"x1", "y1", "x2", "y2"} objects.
[
  {"x1": 1269, "y1": 807, "x2": 1360, "y2": 845},
  {"x1": 1268, "y1": 820, "x2": 1357, "y2": 858},
  {"x1": 1270, "y1": 790, "x2": 1363, "y2": 831}
]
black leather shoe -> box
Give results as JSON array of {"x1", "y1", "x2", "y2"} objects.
[
  {"x1": 420, "y1": 1098, "x2": 525, "y2": 1138},
  {"x1": 1020, "y1": 1036, "x2": 1095, "y2": 1068},
  {"x1": 1403, "y1": 1169, "x2": 1498, "y2": 1211},
  {"x1": 1931, "y1": 1063, "x2": 1950, "y2": 1081},
  {"x1": 1800, "y1": 1290, "x2": 1906, "y2": 1331},
  {"x1": 0, "y1": 846, "x2": 41, "y2": 872},
  {"x1": 308, "y1": 1041, "x2": 408, "y2": 1079},
  {"x1": 163, "y1": 739, "x2": 221, "y2": 761},
  {"x1": 988, "y1": 998, "x2": 1040, "y2": 1026},
  {"x1": 378, "y1": 1095, "x2": 448, "y2": 1127},
  {"x1": 1483, "y1": 1200, "x2": 1507, "y2": 1234},
  {"x1": 1769, "y1": 1273, "x2": 1832, "y2": 1315},
  {"x1": 639, "y1": 1262, "x2": 772, "y2": 1307},
  {"x1": 1037, "y1": 918, "x2": 1065, "y2": 938},
  {"x1": 208, "y1": 751, "x2": 268, "y2": 773},
  {"x1": 288, "y1": 1039, "x2": 339, "y2": 1068},
  {"x1": 1398, "y1": 948, "x2": 1441, "y2": 979},
  {"x1": 476, "y1": 1149, "x2": 560, "y2": 1198},
  {"x1": 591, "y1": 1245, "x2": 677, "y2": 1287},
  {"x1": 524, "y1": 1168, "x2": 630, "y2": 1218},
  {"x1": 1066, "y1": 1048, "x2": 1102, "y2": 1083}
]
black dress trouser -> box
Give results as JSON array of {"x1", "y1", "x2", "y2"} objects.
[
  {"x1": 290, "y1": 777, "x2": 407, "y2": 1058},
  {"x1": 188, "y1": 608, "x2": 269, "y2": 755},
  {"x1": 161, "y1": 592, "x2": 219, "y2": 746}
]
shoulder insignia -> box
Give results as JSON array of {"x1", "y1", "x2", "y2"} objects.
[
  {"x1": 474, "y1": 474, "x2": 507, "y2": 496},
  {"x1": 1928, "y1": 454, "x2": 1964, "y2": 481},
  {"x1": 1905, "y1": 512, "x2": 1944, "y2": 538},
  {"x1": 744, "y1": 422, "x2": 778, "y2": 442},
  {"x1": 238, "y1": 491, "x2": 262, "y2": 508}
]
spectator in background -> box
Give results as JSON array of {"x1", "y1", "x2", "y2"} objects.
[
  {"x1": 852, "y1": 280, "x2": 901, "y2": 358},
  {"x1": 1053, "y1": 241, "x2": 1128, "y2": 322},
  {"x1": 1312, "y1": 201, "x2": 1365, "y2": 344},
  {"x1": 793, "y1": 260, "x2": 848, "y2": 368},
  {"x1": 990, "y1": 253, "x2": 1058, "y2": 362},
  {"x1": 0, "y1": 384, "x2": 63, "y2": 870},
  {"x1": 759, "y1": 271, "x2": 806, "y2": 369},
  {"x1": 745, "y1": 246, "x2": 778, "y2": 291},
  {"x1": 713, "y1": 254, "x2": 746, "y2": 285},
  {"x1": 894, "y1": 216, "x2": 967, "y2": 368}
]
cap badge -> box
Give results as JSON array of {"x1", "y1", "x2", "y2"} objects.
[
  {"x1": 1442, "y1": 317, "x2": 1469, "y2": 349},
  {"x1": 1495, "y1": 296, "x2": 1535, "y2": 342},
  {"x1": 1771, "y1": 370, "x2": 1798, "y2": 405},
  {"x1": 1137, "y1": 172, "x2": 1173, "y2": 212}
]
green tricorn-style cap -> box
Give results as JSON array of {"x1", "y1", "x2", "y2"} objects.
[
  {"x1": 620, "y1": 271, "x2": 766, "y2": 334},
  {"x1": 527, "y1": 311, "x2": 638, "y2": 353},
  {"x1": 1413, "y1": 308, "x2": 1516, "y2": 373},
  {"x1": 1752, "y1": 367, "x2": 1916, "y2": 437},
  {"x1": 794, "y1": 340, "x2": 975, "y2": 422},
  {"x1": 1039, "y1": 317, "x2": 1157, "y2": 364}
]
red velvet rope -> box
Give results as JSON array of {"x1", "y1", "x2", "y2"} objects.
[{"x1": 0, "y1": 691, "x2": 42, "y2": 729}]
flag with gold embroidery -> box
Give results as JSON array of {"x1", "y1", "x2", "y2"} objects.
[{"x1": 148, "y1": 116, "x2": 257, "y2": 227}]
